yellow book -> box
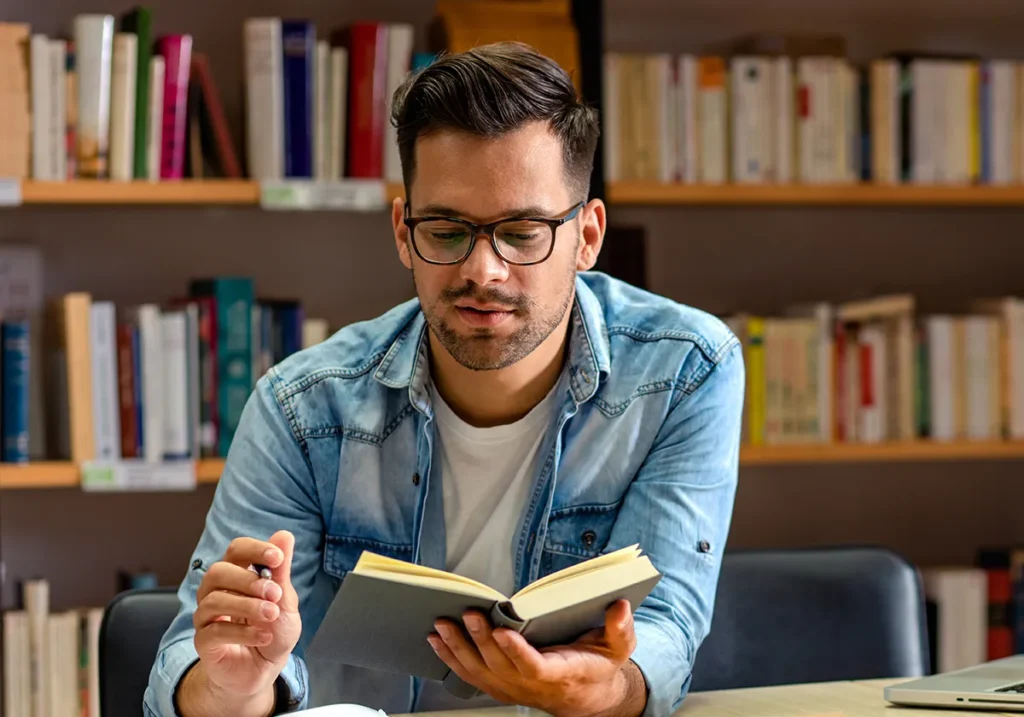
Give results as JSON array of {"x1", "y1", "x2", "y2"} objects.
[
  {"x1": 969, "y1": 62, "x2": 981, "y2": 183},
  {"x1": 747, "y1": 317, "x2": 766, "y2": 444}
]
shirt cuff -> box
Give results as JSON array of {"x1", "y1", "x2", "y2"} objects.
[
  {"x1": 144, "y1": 637, "x2": 309, "y2": 717},
  {"x1": 629, "y1": 617, "x2": 693, "y2": 717}
]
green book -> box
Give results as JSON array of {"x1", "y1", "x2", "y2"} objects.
[{"x1": 121, "y1": 6, "x2": 152, "y2": 179}]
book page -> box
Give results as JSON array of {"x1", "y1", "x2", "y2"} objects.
[
  {"x1": 353, "y1": 551, "x2": 507, "y2": 601},
  {"x1": 511, "y1": 544, "x2": 641, "y2": 600}
]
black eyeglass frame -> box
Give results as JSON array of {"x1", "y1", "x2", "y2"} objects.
[{"x1": 402, "y1": 201, "x2": 586, "y2": 266}]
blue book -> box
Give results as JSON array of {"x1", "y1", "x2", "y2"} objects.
[
  {"x1": 980, "y1": 62, "x2": 992, "y2": 184},
  {"x1": 282, "y1": 20, "x2": 315, "y2": 178},
  {"x1": 132, "y1": 322, "x2": 145, "y2": 457},
  {"x1": 2, "y1": 320, "x2": 31, "y2": 463}
]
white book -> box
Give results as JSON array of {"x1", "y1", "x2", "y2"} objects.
[
  {"x1": 302, "y1": 318, "x2": 330, "y2": 348},
  {"x1": 25, "y1": 578, "x2": 50, "y2": 717},
  {"x1": 89, "y1": 301, "x2": 120, "y2": 461},
  {"x1": 49, "y1": 39, "x2": 67, "y2": 182},
  {"x1": 603, "y1": 54, "x2": 620, "y2": 182},
  {"x1": 314, "y1": 40, "x2": 330, "y2": 181},
  {"x1": 654, "y1": 53, "x2": 675, "y2": 183},
  {"x1": 924, "y1": 568, "x2": 987, "y2": 674},
  {"x1": 184, "y1": 303, "x2": 201, "y2": 459},
  {"x1": 244, "y1": 18, "x2": 284, "y2": 180},
  {"x1": 698, "y1": 66, "x2": 727, "y2": 184},
  {"x1": 74, "y1": 14, "x2": 114, "y2": 179},
  {"x1": 679, "y1": 55, "x2": 698, "y2": 184},
  {"x1": 990, "y1": 60, "x2": 1016, "y2": 185},
  {"x1": 1009, "y1": 300, "x2": 1024, "y2": 439},
  {"x1": 147, "y1": 56, "x2": 164, "y2": 182},
  {"x1": 31, "y1": 34, "x2": 53, "y2": 180},
  {"x1": 731, "y1": 56, "x2": 769, "y2": 184},
  {"x1": 161, "y1": 310, "x2": 190, "y2": 459},
  {"x1": 109, "y1": 32, "x2": 137, "y2": 181},
  {"x1": 927, "y1": 316, "x2": 955, "y2": 441},
  {"x1": 329, "y1": 47, "x2": 348, "y2": 179},
  {"x1": 3, "y1": 611, "x2": 30, "y2": 717},
  {"x1": 138, "y1": 304, "x2": 164, "y2": 462},
  {"x1": 384, "y1": 23, "x2": 414, "y2": 184},
  {"x1": 774, "y1": 56, "x2": 793, "y2": 184},
  {"x1": 964, "y1": 316, "x2": 997, "y2": 440},
  {"x1": 86, "y1": 608, "x2": 103, "y2": 717},
  {"x1": 932, "y1": 62, "x2": 950, "y2": 185},
  {"x1": 47, "y1": 612, "x2": 79, "y2": 717},
  {"x1": 911, "y1": 61, "x2": 935, "y2": 184}
]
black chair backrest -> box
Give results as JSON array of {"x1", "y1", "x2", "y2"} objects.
[
  {"x1": 99, "y1": 587, "x2": 181, "y2": 717},
  {"x1": 690, "y1": 546, "x2": 931, "y2": 692}
]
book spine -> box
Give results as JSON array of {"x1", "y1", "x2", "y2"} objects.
[
  {"x1": 384, "y1": 23, "x2": 414, "y2": 183},
  {"x1": 282, "y1": 20, "x2": 315, "y2": 178},
  {"x1": 74, "y1": 14, "x2": 114, "y2": 179},
  {"x1": 194, "y1": 296, "x2": 218, "y2": 458},
  {"x1": 329, "y1": 47, "x2": 348, "y2": 179},
  {"x1": 314, "y1": 40, "x2": 330, "y2": 180},
  {"x1": 121, "y1": 7, "x2": 152, "y2": 179},
  {"x1": 192, "y1": 55, "x2": 242, "y2": 178},
  {"x1": 146, "y1": 56, "x2": 164, "y2": 182},
  {"x1": 48, "y1": 40, "x2": 67, "y2": 182},
  {"x1": 345, "y1": 22, "x2": 388, "y2": 178},
  {"x1": 243, "y1": 17, "x2": 284, "y2": 181},
  {"x1": 109, "y1": 32, "x2": 137, "y2": 181},
  {"x1": 89, "y1": 302, "x2": 120, "y2": 461},
  {"x1": 161, "y1": 311, "x2": 190, "y2": 459},
  {"x1": 116, "y1": 320, "x2": 139, "y2": 458},
  {"x1": 138, "y1": 304, "x2": 164, "y2": 462},
  {"x1": 131, "y1": 321, "x2": 145, "y2": 456},
  {"x1": 2, "y1": 320, "x2": 31, "y2": 463},
  {"x1": 31, "y1": 34, "x2": 53, "y2": 180},
  {"x1": 158, "y1": 34, "x2": 193, "y2": 179}
]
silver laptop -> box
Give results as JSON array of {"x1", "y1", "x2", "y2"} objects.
[{"x1": 885, "y1": 656, "x2": 1024, "y2": 711}]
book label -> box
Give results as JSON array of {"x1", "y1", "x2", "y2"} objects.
[
  {"x1": 0, "y1": 179, "x2": 22, "y2": 206},
  {"x1": 81, "y1": 458, "x2": 197, "y2": 491},
  {"x1": 260, "y1": 180, "x2": 387, "y2": 211}
]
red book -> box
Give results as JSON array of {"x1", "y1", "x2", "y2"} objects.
[
  {"x1": 191, "y1": 54, "x2": 242, "y2": 178},
  {"x1": 116, "y1": 322, "x2": 138, "y2": 458},
  {"x1": 158, "y1": 34, "x2": 194, "y2": 179},
  {"x1": 336, "y1": 22, "x2": 388, "y2": 178}
]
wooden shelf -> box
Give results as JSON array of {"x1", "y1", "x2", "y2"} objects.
[
  {"x1": 740, "y1": 440, "x2": 1024, "y2": 465},
  {"x1": 17, "y1": 180, "x2": 406, "y2": 206},
  {"x1": 0, "y1": 462, "x2": 79, "y2": 489},
  {"x1": 196, "y1": 459, "x2": 225, "y2": 483},
  {"x1": 607, "y1": 182, "x2": 1024, "y2": 206}
]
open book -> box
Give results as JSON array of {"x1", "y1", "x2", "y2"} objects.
[{"x1": 305, "y1": 545, "x2": 661, "y2": 698}]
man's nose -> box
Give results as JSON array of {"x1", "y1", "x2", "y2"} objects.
[{"x1": 459, "y1": 233, "x2": 509, "y2": 286}]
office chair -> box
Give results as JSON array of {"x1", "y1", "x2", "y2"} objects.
[
  {"x1": 99, "y1": 587, "x2": 181, "y2": 717},
  {"x1": 689, "y1": 546, "x2": 931, "y2": 692}
]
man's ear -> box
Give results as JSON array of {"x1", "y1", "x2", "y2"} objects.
[
  {"x1": 392, "y1": 196, "x2": 413, "y2": 270},
  {"x1": 576, "y1": 198, "x2": 607, "y2": 271}
]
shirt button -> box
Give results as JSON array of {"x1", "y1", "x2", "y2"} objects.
[
  {"x1": 582, "y1": 530, "x2": 597, "y2": 547},
  {"x1": 698, "y1": 540, "x2": 711, "y2": 553},
  {"x1": 412, "y1": 473, "x2": 420, "y2": 486},
  {"x1": 191, "y1": 559, "x2": 202, "y2": 570}
]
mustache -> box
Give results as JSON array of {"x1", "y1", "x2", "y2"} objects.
[{"x1": 440, "y1": 284, "x2": 529, "y2": 310}]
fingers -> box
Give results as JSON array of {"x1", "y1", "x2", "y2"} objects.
[
  {"x1": 223, "y1": 536, "x2": 286, "y2": 572},
  {"x1": 195, "y1": 621, "x2": 274, "y2": 654},
  {"x1": 602, "y1": 600, "x2": 638, "y2": 659},
  {"x1": 462, "y1": 612, "x2": 517, "y2": 675},
  {"x1": 196, "y1": 560, "x2": 283, "y2": 605},
  {"x1": 427, "y1": 630, "x2": 515, "y2": 705},
  {"x1": 432, "y1": 619, "x2": 490, "y2": 676},
  {"x1": 194, "y1": 590, "x2": 280, "y2": 630},
  {"x1": 267, "y1": 530, "x2": 298, "y2": 611},
  {"x1": 492, "y1": 628, "x2": 547, "y2": 680}
]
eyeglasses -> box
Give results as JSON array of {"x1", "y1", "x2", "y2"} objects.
[{"x1": 403, "y1": 201, "x2": 585, "y2": 266}]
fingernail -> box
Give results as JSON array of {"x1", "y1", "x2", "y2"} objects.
[
  {"x1": 264, "y1": 548, "x2": 282, "y2": 564},
  {"x1": 263, "y1": 581, "x2": 282, "y2": 602},
  {"x1": 260, "y1": 602, "x2": 277, "y2": 620},
  {"x1": 435, "y1": 623, "x2": 452, "y2": 640},
  {"x1": 427, "y1": 635, "x2": 441, "y2": 652},
  {"x1": 464, "y1": 615, "x2": 482, "y2": 633},
  {"x1": 493, "y1": 630, "x2": 509, "y2": 647}
]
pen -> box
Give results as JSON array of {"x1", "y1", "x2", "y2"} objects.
[{"x1": 252, "y1": 564, "x2": 274, "y2": 580}]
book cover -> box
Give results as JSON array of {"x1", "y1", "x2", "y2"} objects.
[
  {"x1": 120, "y1": 6, "x2": 152, "y2": 179},
  {"x1": 282, "y1": 20, "x2": 315, "y2": 178},
  {"x1": 305, "y1": 545, "x2": 661, "y2": 698},
  {"x1": 157, "y1": 34, "x2": 193, "y2": 179},
  {"x1": 108, "y1": 32, "x2": 137, "y2": 181},
  {"x1": 243, "y1": 17, "x2": 284, "y2": 181},
  {"x1": 73, "y1": 14, "x2": 114, "y2": 179},
  {"x1": 2, "y1": 319, "x2": 31, "y2": 463},
  {"x1": 336, "y1": 22, "x2": 388, "y2": 178}
]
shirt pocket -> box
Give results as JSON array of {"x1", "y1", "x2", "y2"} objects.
[
  {"x1": 540, "y1": 503, "x2": 620, "y2": 576},
  {"x1": 322, "y1": 535, "x2": 415, "y2": 581}
]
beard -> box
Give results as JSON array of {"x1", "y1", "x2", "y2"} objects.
[{"x1": 414, "y1": 264, "x2": 577, "y2": 372}]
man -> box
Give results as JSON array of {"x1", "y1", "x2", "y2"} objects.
[{"x1": 146, "y1": 41, "x2": 744, "y2": 717}]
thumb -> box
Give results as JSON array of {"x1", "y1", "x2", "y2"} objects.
[
  {"x1": 268, "y1": 530, "x2": 297, "y2": 607},
  {"x1": 603, "y1": 600, "x2": 636, "y2": 658}
]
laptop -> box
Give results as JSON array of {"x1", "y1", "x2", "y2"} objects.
[{"x1": 885, "y1": 656, "x2": 1024, "y2": 711}]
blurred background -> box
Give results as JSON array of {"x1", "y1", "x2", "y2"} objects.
[{"x1": 2, "y1": 0, "x2": 1023, "y2": 713}]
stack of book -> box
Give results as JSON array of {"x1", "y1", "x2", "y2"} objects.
[
  {"x1": 604, "y1": 49, "x2": 1024, "y2": 186},
  {"x1": 724, "y1": 294, "x2": 1024, "y2": 446}
]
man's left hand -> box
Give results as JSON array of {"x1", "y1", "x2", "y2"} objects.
[{"x1": 428, "y1": 599, "x2": 647, "y2": 717}]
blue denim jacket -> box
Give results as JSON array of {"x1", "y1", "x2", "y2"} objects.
[{"x1": 145, "y1": 272, "x2": 744, "y2": 717}]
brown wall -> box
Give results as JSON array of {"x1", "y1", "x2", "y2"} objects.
[{"x1": 2, "y1": 0, "x2": 1023, "y2": 613}]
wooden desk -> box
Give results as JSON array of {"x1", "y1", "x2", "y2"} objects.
[{"x1": 397, "y1": 679, "x2": 1016, "y2": 717}]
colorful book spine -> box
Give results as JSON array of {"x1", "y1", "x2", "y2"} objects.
[
  {"x1": 2, "y1": 320, "x2": 31, "y2": 463},
  {"x1": 340, "y1": 22, "x2": 388, "y2": 178},
  {"x1": 157, "y1": 34, "x2": 193, "y2": 179},
  {"x1": 120, "y1": 6, "x2": 153, "y2": 179},
  {"x1": 190, "y1": 278, "x2": 253, "y2": 456},
  {"x1": 282, "y1": 20, "x2": 315, "y2": 178}
]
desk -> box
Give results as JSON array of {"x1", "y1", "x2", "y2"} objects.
[{"x1": 396, "y1": 679, "x2": 1017, "y2": 717}]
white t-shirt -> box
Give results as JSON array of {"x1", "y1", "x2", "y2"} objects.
[{"x1": 415, "y1": 382, "x2": 558, "y2": 710}]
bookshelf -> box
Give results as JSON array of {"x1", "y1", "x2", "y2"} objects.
[
  {"x1": 6, "y1": 444, "x2": 1024, "y2": 490},
  {"x1": 17, "y1": 181, "x2": 407, "y2": 206}
]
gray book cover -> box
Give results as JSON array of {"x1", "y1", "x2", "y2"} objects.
[{"x1": 304, "y1": 570, "x2": 661, "y2": 698}]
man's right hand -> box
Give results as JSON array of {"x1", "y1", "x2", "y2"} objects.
[{"x1": 177, "y1": 530, "x2": 302, "y2": 717}]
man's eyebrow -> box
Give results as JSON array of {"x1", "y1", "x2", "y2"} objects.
[{"x1": 412, "y1": 204, "x2": 555, "y2": 221}]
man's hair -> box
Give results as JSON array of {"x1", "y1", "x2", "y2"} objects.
[{"x1": 390, "y1": 41, "x2": 600, "y2": 202}]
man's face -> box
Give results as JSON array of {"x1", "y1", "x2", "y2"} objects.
[{"x1": 394, "y1": 122, "x2": 585, "y2": 372}]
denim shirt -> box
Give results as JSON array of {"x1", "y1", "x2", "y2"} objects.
[{"x1": 145, "y1": 272, "x2": 744, "y2": 717}]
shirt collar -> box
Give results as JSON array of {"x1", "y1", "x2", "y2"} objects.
[{"x1": 372, "y1": 274, "x2": 611, "y2": 407}]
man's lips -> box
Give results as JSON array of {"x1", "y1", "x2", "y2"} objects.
[{"x1": 454, "y1": 304, "x2": 515, "y2": 327}]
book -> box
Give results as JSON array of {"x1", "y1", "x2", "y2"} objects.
[{"x1": 305, "y1": 544, "x2": 661, "y2": 698}]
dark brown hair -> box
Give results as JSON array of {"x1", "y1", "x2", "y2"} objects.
[{"x1": 390, "y1": 41, "x2": 599, "y2": 203}]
